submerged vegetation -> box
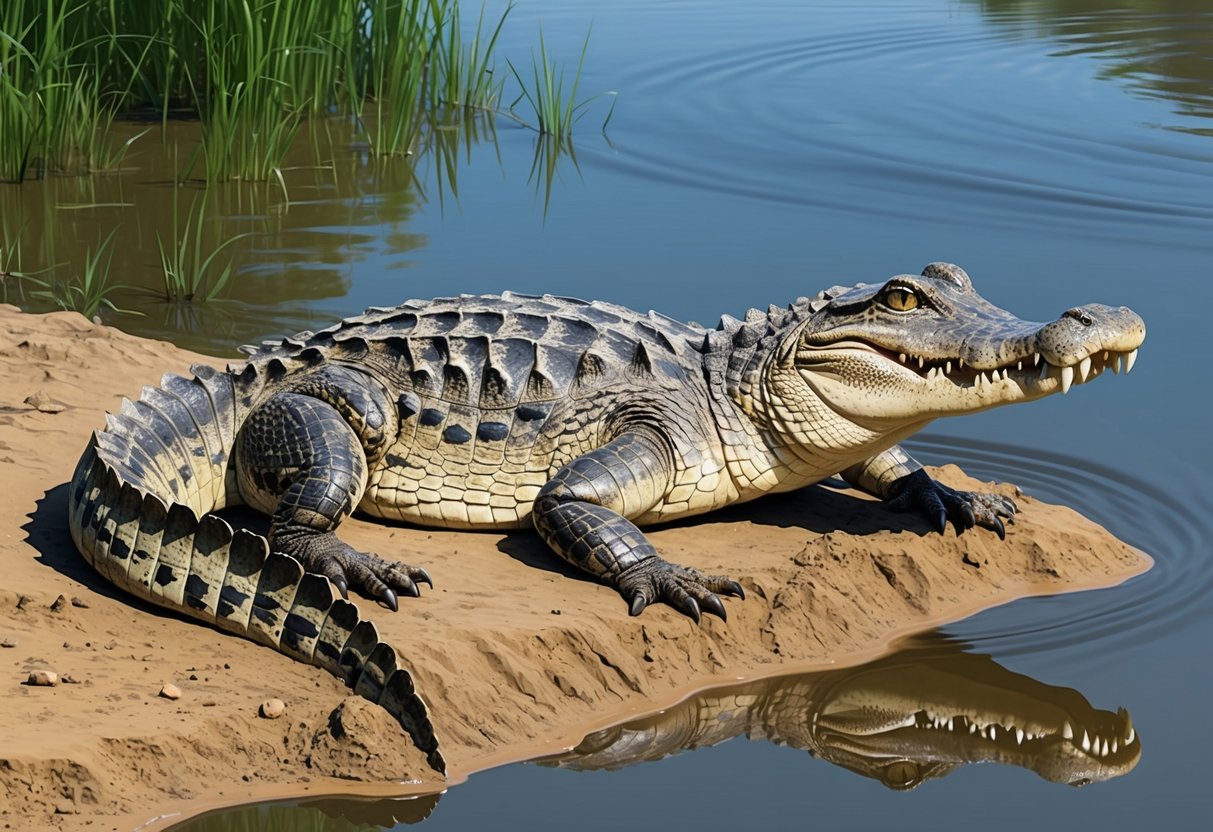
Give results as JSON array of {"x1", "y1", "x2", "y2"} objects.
[{"x1": 0, "y1": 0, "x2": 612, "y2": 319}]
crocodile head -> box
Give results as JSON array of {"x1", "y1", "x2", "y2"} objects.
[
  {"x1": 745, "y1": 263, "x2": 1145, "y2": 453},
  {"x1": 805, "y1": 652, "x2": 1141, "y2": 789}
]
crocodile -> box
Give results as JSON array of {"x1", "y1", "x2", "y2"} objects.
[
  {"x1": 66, "y1": 262, "x2": 1145, "y2": 773},
  {"x1": 539, "y1": 635, "x2": 1142, "y2": 789}
]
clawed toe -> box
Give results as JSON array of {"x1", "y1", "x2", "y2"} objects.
[{"x1": 618, "y1": 559, "x2": 744, "y2": 623}]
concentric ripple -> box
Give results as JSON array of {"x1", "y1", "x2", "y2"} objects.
[
  {"x1": 582, "y1": 0, "x2": 1213, "y2": 244},
  {"x1": 906, "y1": 432, "x2": 1212, "y2": 657}
]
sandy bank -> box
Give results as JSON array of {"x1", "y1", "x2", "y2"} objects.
[{"x1": 0, "y1": 305, "x2": 1149, "y2": 831}]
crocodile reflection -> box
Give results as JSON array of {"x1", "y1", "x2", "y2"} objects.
[{"x1": 537, "y1": 635, "x2": 1140, "y2": 790}]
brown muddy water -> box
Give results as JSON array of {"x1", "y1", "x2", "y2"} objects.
[{"x1": 6, "y1": 0, "x2": 1212, "y2": 829}]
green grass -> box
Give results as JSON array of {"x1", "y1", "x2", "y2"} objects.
[
  {"x1": 157, "y1": 192, "x2": 250, "y2": 302},
  {"x1": 508, "y1": 27, "x2": 613, "y2": 139},
  {"x1": 0, "y1": 0, "x2": 608, "y2": 182},
  {"x1": 26, "y1": 227, "x2": 136, "y2": 319}
]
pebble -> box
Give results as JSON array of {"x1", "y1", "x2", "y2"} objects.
[
  {"x1": 70, "y1": 597, "x2": 89, "y2": 608},
  {"x1": 1, "y1": 637, "x2": 16, "y2": 649},
  {"x1": 259, "y1": 698, "x2": 286, "y2": 719},
  {"x1": 24, "y1": 391, "x2": 65, "y2": 413},
  {"x1": 49, "y1": 595, "x2": 68, "y2": 613},
  {"x1": 27, "y1": 670, "x2": 59, "y2": 686},
  {"x1": 159, "y1": 683, "x2": 181, "y2": 700}
]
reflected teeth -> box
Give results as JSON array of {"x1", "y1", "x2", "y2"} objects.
[
  {"x1": 1081, "y1": 731, "x2": 1091, "y2": 752},
  {"x1": 1126, "y1": 728, "x2": 1135, "y2": 744},
  {"x1": 1015, "y1": 728, "x2": 1025, "y2": 745},
  {"x1": 1063, "y1": 722, "x2": 1074, "y2": 740}
]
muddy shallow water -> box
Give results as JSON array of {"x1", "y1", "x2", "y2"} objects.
[{"x1": 10, "y1": 0, "x2": 1211, "y2": 829}]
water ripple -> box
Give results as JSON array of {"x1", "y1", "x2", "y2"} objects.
[{"x1": 906, "y1": 433, "x2": 1211, "y2": 657}]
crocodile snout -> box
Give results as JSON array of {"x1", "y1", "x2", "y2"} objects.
[{"x1": 1038, "y1": 304, "x2": 1145, "y2": 367}]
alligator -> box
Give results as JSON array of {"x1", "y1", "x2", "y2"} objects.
[
  {"x1": 539, "y1": 635, "x2": 1142, "y2": 789},
  {"x1": 66, "y1": 262, "x2": 1145, "y2": 773}
]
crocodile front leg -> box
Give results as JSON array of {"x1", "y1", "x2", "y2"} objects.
[
  {"x1": 842, "y1": 445, "x2": 1017, "y2": 538},
  {"x1": 531, "y1": 433, "x2": 744, "y2": 622},
  {"x1": 235, "y1": 371, "x2": 431, "y2": 610}
]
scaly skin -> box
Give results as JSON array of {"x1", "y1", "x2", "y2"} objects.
[{"x1": 66, "y1": 262, "x2": 1145, "y2": 770}]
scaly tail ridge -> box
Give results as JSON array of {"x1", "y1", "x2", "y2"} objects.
[{"x1": 68, "y1": 366, "x2": 445, "y2": 774}]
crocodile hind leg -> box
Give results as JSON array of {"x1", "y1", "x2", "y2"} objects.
[
  {"x1": 236, "y1": 389, "x2": 431, "y2": 611},
  {"x1": 532, "y1": 433, "x2": 744, "y2": 622}
]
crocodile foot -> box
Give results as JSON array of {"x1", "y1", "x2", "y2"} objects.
[
  {"x1": 886, "y1": 469, "x2": 1017, "y2": 539},
  {"x1": 273, "y1": 530, "x2": 432, "y2": 611},
  {"x1": 618, "y1": 558, "x2": 745, "y2": 622}
]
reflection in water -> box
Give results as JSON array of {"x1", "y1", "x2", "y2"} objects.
[
  {"x1": 975, "y1": 0, "x2": 1213, "y2": 132},
  {"x1": 538, "y1": 634, "x2": 1141, "y2": 790},
  {"x1": 173, "y1": 791, "x2": 441, "y2": 832},
  {"x1": 0, "y1": 110, "x2": 580, "y2": 353}
]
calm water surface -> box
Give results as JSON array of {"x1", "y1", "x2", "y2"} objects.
[{"x1": 25, "y1": 0, "x2": 1208, "y2": 828}]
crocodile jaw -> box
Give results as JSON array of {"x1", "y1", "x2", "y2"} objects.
[{"x1": 796, "y1": 340, "x2": 1142, "y2": 423}]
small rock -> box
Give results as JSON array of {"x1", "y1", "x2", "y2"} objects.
[
  {"x1": 61, "y1": 674, "x2": 80, "y2": 684},
  {"x1": 159, "y1": 683, "x2": 181, "y2": 700},
  {"x1": 27, "y1": 670, "x2": 59, "y2": 686},
  {"x1": 53, "y1": 802, "x2": 78, "y2": 815},
  {"x1": 259, "y1": 698, "x2": 286, "y2": 719},
  {"x1": 550, "y1": 609, "x2": 561, "y2": 615},
  {"x1": 188, "y1": 673, "x2": 198, "y2": 681},
  {"x1": 70, "y1": 597, "x2": 89, "y2": 608},
  {"x1": 24, "y1": 391, "x2": 65, "y2": 413},
  {"x1": 1, "y1": 637, "x2": 16, "y2": 649},
  {"x1": 49, "y1": 595, "x2": 68, "y2": 613},
  {"x1": 15, "y1": 595, "x2": 30, "y2": 611}
]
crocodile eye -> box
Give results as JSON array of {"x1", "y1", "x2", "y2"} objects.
[{"x1": 882, "y1": 287, "x2": 920, "y2": 312}]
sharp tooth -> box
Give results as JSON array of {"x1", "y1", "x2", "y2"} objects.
[
  {"x1": 1017, "y1": 360, "x2": 1023, "y2": 371},
  {"x1": 1125, "y1": 348, "x2": 1138, "y2": 373},
  {"x1": 1015, "y1": 728, "x2": 1024, "y2": 744},
  {"x1": 1081, "y1": 731, "x2": 1091, "y2": 752},
  {"x1": 987, "y1": 726, "x2": 997, "y2": 740},
  {"x1": 1112, "y1": 355, "x2": 1121, "y2": 374},
  {"x1": 1126, "y1": 728, "x2": 1135, "y2": 744},
  {"x1": 946, "y1": 360, "x2": 952, "y2": 374},
  {"x1": 970, "y1": 723, "x2": 978, "y2": 735},
  {"x1": 918, "y1": 355, "x2": 924, "y2": 369},
  {"x1": 1103, "y1": 351, "x2": 1109, "y2": 360},
  {"x1": 1033, "y1": 353, "x2": 1041, "y2": 366},
  {"x1": 947, "y1": 718, "x2": 955, "y2": 731},
  {"x1": 1078, "y1": 356, "x2": 1092, "y2": 382},
  {"x1": 1062, "y1": 722, "x2": 1074, "y2": 740},
  {"x1": 958, "y1": 357, "x2": 964, "y2": 368},
  {"x1": 1111, "y1": 739, "x2": 1119, "y2": 754},
  {"x1": 899, "y1": 353, "x2": 907, "y2": 363},
  {"x1": 1101, "y1": 738, "x2": 1109, "y2": 756},
  {"x1": 1060, "y1": 365, "x2": 1074, "y2": 394}
]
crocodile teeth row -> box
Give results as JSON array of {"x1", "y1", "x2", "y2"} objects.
[
  {"x1": 900, "y1": 348, "x2": 1138, "y2": 393},
  {"x1": 915, "y1": 709, "x2": 1137, "y2": 756}
]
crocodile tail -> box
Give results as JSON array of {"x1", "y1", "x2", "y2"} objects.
[{"x1": 67, "y1": 364, "x2": 445, "y2": 774}]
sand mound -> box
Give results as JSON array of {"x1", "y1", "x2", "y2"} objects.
[{"x1": 0, "y1": 306, "x2": 1148, "y2": 831}]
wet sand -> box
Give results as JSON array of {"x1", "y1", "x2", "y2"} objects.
[{"x1": 0, "y1": 305, "x2": 1150, "y2": 831}]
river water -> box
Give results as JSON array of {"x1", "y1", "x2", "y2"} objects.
[{"x1": 13, "y1": 0, "x2": 1210, "y2": 829}]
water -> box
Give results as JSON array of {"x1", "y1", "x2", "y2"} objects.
[{"x1": 13, "y1": 0, "x2": 1210, "y2": 828}]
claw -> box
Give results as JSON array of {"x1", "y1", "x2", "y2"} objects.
[
  {"x1": 699, "y1": 594, "x2": 727, "y2": 622},
  {"x1": 935, "y1": 509, "x2": 948, "y2": 536},
  {"x1": 332, "y1": 575, "x2": 349, "y2": 600},
  {"x1": 679, "y1": 596, "x2": 702, "y2": 624},
  {"x1": 398, "y1": 578, "x2": 421, "y2": 598},
  {"x1": 629, "y1": 594, "x2": 648, "y2": 617},
  {"x1": 377, "y1": 586, "x2": 399, "y2": 612},
  {"x1": 724, "y1": 580, "x2": 745, "y2": 600},
  {"x1": 992, "y1": 516, "x2": 1006, "y2": 541},
  {"x1": 415, "y1": 567, "x2": 434, "y2": 588}
]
